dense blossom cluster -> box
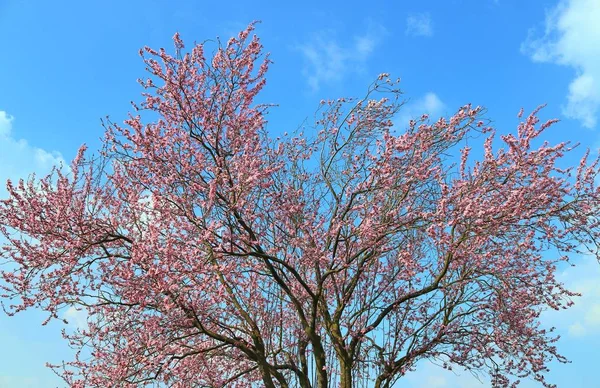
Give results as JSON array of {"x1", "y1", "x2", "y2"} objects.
[{"x1": 1, "y1": 24, "x2": 599, "y2": 387}]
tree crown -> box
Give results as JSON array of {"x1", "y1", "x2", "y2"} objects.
[{"x1": 1, "y1": 24, "x2": 599, "y2": 388}]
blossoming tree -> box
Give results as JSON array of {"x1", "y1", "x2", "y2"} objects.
[{"x1": 1, "y1": 24, "x2": 599, "y2": 388}]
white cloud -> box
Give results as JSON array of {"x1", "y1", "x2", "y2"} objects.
[
  {"x1": 568, "y1": 321, "x2": 587, "y2": 337},
  {"x1": 298, "y1": 38, "x2": 345, "y2": 91},
  {"x1": 404, "y1": 361, "x2": 485, "y2": 388},
  {"x1": 426, "y1": 375, "x2": 448, "y2": 387},
  {"x1": 394, "y1": 92, "x2": 446, "y2": 129},
  {"x1": 354, "y1": 35, "x2": 376, "y2": 58},
  {"x1": 406, "y1": 13, "x2": 434, "y2": 37},
  {"x1": 521, "y1": 0, "x2": 600, "y2": 128},
  {"x1": 547, "y1": 254, "x2": 600, "y2": 338},
  {"x1": 298, "y1": 23, "x2": 386, "y2": 91},
  {"x1": 0, "y1": 111, "x2": 13, "y2": 137},
  {"x1": 0, "y1": 111, "x2": 65, "y2": 198},
  {"x1": 585, "y1": 304, "x2": 600, "y2": 326},
  {"x1": 64, "y1": 306, "x2": 88, "y2": 330},
  {"x1": 0, "y1": 376, "x2": 43, "y2": 388}
]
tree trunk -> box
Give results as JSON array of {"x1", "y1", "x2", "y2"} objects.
[
  {"x1": 339, "y1": 356, "x2": 353, "y2": 388},
  {"x1": 310, "y1": 332, "x2": 329, "y2": 388},
  {"x1": 257, "y1": 361, "x2": 278, "y2": 388}
]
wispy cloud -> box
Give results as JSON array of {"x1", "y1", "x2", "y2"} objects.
[
  {"x1": 394, "y1": 92, "x2": 446, "y2": 129},
  {"x1": 297, "y1": 23, "x2": 386, "y2": 91},
  {"x1": 538, "y1": 252, "x2": 600, "y2": 341},
  {"x1": 0, "y1": 110, "x2": 13, "y2": 137},
  {"x1": 405, "y1": 12, "x2": 434, "y2": 37},
  {"x1": 0, "y1": 376, "x2": 42, "y2": 388},
  {"x1": 64, "y1": 306, "x2": 88, "y2": 330},
  {"x1": 562, "y1": 255, "x2": 600, "y2": 338},
  {"x1": 568, "y1": 321, "x2": 587, "y2": 337},
  {"x1": 521, "y1": 0, "x2": 600, "y2": 128},
  {"x1": 0, "y1": 111, "x2": 65, "y2": 198},
  {"x1": 403, "y1": 360, "x2": 485, "y2": 387}
]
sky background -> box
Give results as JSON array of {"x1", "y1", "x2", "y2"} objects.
[{"x1": 1, "y1": 0, "x2": 599, "y2": 387}]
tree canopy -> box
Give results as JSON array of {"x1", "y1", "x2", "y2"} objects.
[{"x1": 1, "y1": 24, "x2": 599, "y2": 388}]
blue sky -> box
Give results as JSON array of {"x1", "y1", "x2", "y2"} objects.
[{"x1": 1, "y1": 0, "x2": 599, "y2": 386}]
